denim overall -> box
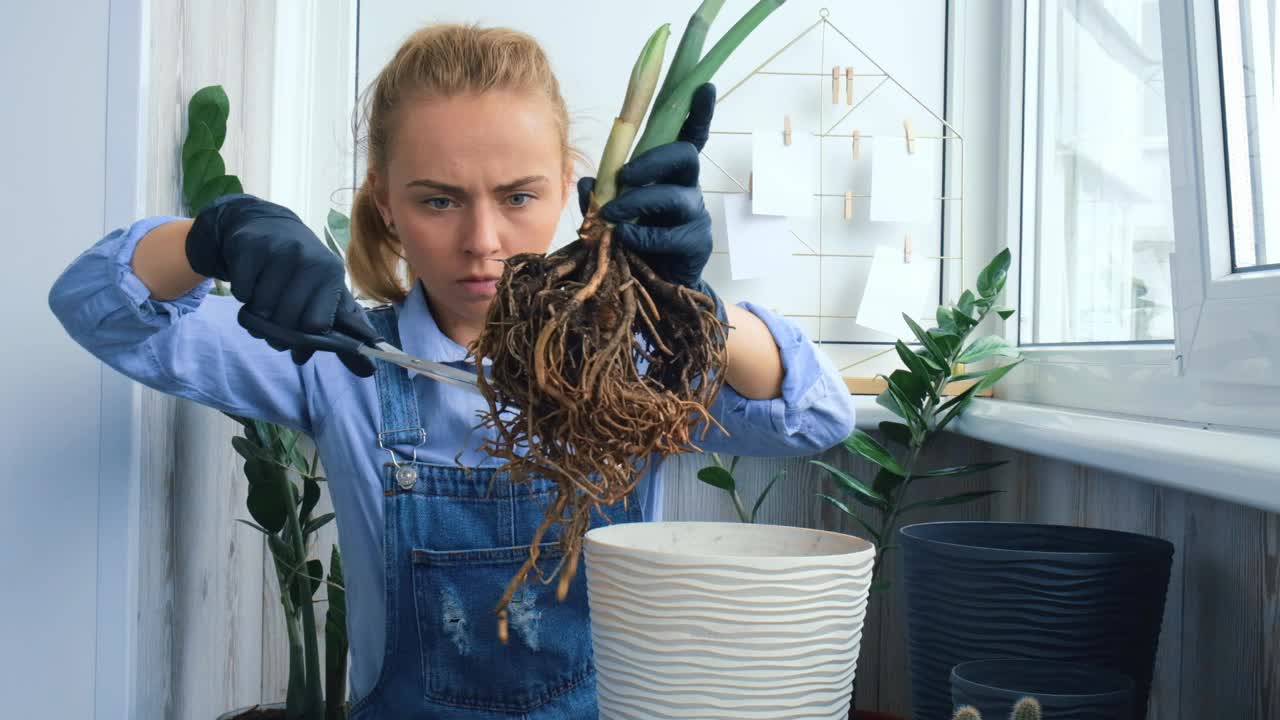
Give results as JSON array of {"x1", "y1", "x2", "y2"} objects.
[{"x1": 349, "y1": 305, "x2": 641, "y2": 719}]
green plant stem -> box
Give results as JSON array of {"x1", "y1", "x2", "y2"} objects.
[
  {"x1": 652, "y1": 0, "x2": 726, "y2": 110},
  {"x1": 633, "y1": 0, "x2": 786, "y2": 157},
  {"x1": 730, "y1": 489, "x2": 750, "y2": 523},
  {"x1": 870, "y1": 331, "x2": 965, "y2": 582},
  {"x1": 284, "y1": 482, "x2": 324, "y2": 720},
  {"x1": 593, "y1": 24, "x2": 670, "y2": 206},
  {"x1": 271, "y1": 550, "x2": 308, "y2": 718}
]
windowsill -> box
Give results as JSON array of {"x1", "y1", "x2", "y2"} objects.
[{"x1": 851, "y1": 395, "x2": 1280, "y2": 513}]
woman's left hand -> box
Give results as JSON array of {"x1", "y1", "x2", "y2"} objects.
[{"x1": 577, "y1": 83, "x2": 721, "y2": 317}]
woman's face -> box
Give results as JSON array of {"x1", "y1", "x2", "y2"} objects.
[{"x1": 370, "y1": 90, "x2": 571, "y2": 338}]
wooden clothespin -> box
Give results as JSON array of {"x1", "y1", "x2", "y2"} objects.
[
  {"x1": 782, "y1": 115, "x2": 792, "y2": 146},
  {"x1": 845, "y1": 67, "x2": 855, "y2": 106},
  {"x1": 903, "y1": 234, "x2": 913, "y2": 263},
  {"x1": 843, "y1": 191, "x2": 853, "y2": 221},
  {"x1": 852, "y1": 130, "x2": 862, "y2": 160},
  {"x1": 831, "y1": 66, "x2": 840, "y2": 104},
  {"x1": 903, "y1": 119, "x2": 916, "y2": 154}
]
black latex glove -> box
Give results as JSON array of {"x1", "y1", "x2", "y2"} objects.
[
  {"x1": 186, "y1": 193, "x2": 381, "y2": 377},
  {"x1": 578, "y1": 82, "x2": 725, "y2": 321}
]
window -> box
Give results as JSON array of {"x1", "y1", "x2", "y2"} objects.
[
  {"x1": 1021, "y1": 0, "x2": 1176, "y2": 344},
  {"x1": 996, "y1": 0, "x2": 1280, "y2": 433},
  {"x1": 1218, "y1": 0, "x2": 1278, "y2": 271}
]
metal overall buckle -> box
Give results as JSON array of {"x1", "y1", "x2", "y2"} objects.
[{"x1": 379, "y1": 427, "x2": 427, "y2": 489}]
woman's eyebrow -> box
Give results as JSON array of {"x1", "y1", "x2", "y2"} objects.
[{"x1": 405, "y1": 175, "x2": 549, "y2": 194}]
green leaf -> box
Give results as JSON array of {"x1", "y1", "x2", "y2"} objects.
[
  {"x1": 266, "y1": 534, "x2": 294, "y2": 563},
  {"x1": 308, "y1": 559, "x2": 325, "y2": 597},
  {"x1": 928, "y1": 329, "x2": 962, "y2": 359},
  {"x1": 887, "y1": 369, "x2": 929, "y2": 406},
  {"x1": 843, "y1": 431, "x2": 907, "y2": 476},
  {"x1": 182, "y1": 121, "x2": 216, "y2": 165},
  {"x1": 871, "y1": 467, "x2": 906, "y2": 497},
  {"x1": 190, "y1": 175, "x2": 243, "y2": 216},
  {"x1": 811, "y1": 460, "x2": 888, "y2": 509},
  {"x1": 751, "y1": 471, "x2": 786, "y2": 522},
  {"x1": 818, "y1": 494, "x2": 882, "y2": 541},
  {"x1": 896, "y1": 341, "x2": 940, "y2": 380},
  {"x1": 903, "y1": 314, "x2": 950, "y2": 366},
  {"x1": 303, "y1": 512, "x2": 336, "y2": 537},
  {"x1": 957, "y1": 290, "x2": 977, "y2": 318},
  {"x1": 326, "y1": 209, "x2": 352, "y2": 256},
  {"x1": 973, "y1": 359, "x2": 1023, "y2": 394},
  {"x1": 899, "y1": 489, "x2": 1004, "y2": 515},
  {"x1": 993, "y1": 305, "x2": 1016, "y2": 320},
  {"x1": 936, "y1": 306, "x2": 959, "y2": 334},
  {"x1": 697, "y1": 465, "x2": 735, "y2": 492},
  {"x1": 957, "y1": 335, "x2": 1019, "y2": 364},
  {"x1": 182, "y1": 149, "x2": 224, "y2": 207},
  {"x1": 231, "y1": 435, "x2": 274, "y2": 464},
  {"x1": 300, "y1": 477, "x2": 322, "y2": 526},
  {"x1": 875, "y1": 388, "x2": 907, "y2": 421},
  {"x1": 235, "y1": 519, "x2": 271, "y2": 536},
  {"x1": 883, "y1": 379, "x2": 926, "y2": 435},
  {"x1": 188, "y1": 85, "x2": 230, "y2": 149},
  {"x1": 244, "y1": 457, "x2": 291, "y2": 533},
  {"x1": 918, "y1": 460, "x2": 1008, "y2": 478},
  {"x1": 977, "y1": 249, "x2": 1012, "y2": 298},
  {"x1": 878, "y1": 421, "x2": 913, "y2": 448}
]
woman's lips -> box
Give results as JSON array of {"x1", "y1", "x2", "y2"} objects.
[{"x1": 459, "y1": 277, "x2": 500, "y2": 296}]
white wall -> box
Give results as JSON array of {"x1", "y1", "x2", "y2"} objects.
[{"x1": 1, "y1": 2, "x2": 116, "y2": 717}]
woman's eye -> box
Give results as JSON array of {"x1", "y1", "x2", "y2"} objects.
[
  {"x1": 423, "y1": 197, "x2": 455, "y2": 210},
  {"x1": 507, "y1": 193, "x2": 534, "y2": 207}
]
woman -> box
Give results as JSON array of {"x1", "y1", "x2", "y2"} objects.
[{"x1": 50, "y1": 24, "x2": 856, "y2": 719}]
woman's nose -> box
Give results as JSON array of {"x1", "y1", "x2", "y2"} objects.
[{"x1": 462, "y1": 204, "x2": 502, "y2": 257}]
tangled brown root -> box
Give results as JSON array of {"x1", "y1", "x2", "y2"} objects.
[{"x1": 470, "y1": 209, "x2": 728, "y2": 633}]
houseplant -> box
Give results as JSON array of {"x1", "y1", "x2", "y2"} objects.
[
  {"x1": 183, "y1": 84, "x2": 350, "y2": 720},
  {"x1": 813, "y1": 248, "x2": 1021, "y2": 592}
]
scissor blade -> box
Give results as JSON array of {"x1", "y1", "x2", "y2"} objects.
[{"x1": 360, "y1": 343, "x2": 484, "y2": 393}]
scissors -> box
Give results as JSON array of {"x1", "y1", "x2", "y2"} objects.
[{"x1": 239, "y1": 312, "x2": 485, "y2": 393}]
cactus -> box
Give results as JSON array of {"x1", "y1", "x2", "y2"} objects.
[
  {"x1": 1010, "y1": 697, "x2": 1042, "y2": 720},
  {"x1": 952, "y1": 706, "x2": 983, "y2": 720}
]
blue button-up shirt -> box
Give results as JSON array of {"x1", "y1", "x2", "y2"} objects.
[{"x1": 49, "y1": 215, "x2": 857, "y2": 703}]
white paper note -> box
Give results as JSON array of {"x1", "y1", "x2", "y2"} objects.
[
  {"x1": 856, "y1": 245, "x2": 934, "y2": 339},
  {"x1": 722, "y1": 193, "x2": 791, "y2": 280},
  {"x1": 869, "y1": 136, "x2": 939, "y2": 223},
  {"x1": 750, "y1": 127, "x2": 818, "y2": 217}
]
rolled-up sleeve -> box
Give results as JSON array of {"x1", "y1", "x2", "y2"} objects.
[
  {"x1": 696, "y1": 301, "x2": 856, "y2": 456},
  {"x1": 48, "y1": 216, "x2": 316, "y2": 434}
]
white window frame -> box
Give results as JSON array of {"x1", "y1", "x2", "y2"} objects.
[{"x1": 996, "y1": 0, "x2": 1280, "y2": 435}]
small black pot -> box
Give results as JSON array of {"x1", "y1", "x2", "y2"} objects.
[
  {"x1": 899, "y1": 521, "x2": 1172, "y2": 720},
  {"x1": 951, "y1": 659, "x2": 1134, "y2": 720}
]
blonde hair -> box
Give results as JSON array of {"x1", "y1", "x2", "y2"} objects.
[{"x1": 348, "y1": 23, "x2": 580, "y2": 305}]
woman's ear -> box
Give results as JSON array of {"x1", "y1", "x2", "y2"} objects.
[{"x1": 367, "y1": 170, "x2": 394, "y2": 228}]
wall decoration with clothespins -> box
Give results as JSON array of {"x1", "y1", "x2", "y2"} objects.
[{"x1": 693, "y1": 5, "x2": 963, "y2": 392}]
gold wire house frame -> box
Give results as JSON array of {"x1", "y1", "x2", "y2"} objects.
[{"x1": 696, "y1": 8, "x2": 964, "y2": 374}]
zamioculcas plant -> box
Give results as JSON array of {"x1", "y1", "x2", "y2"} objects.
[
  {"x1": 469, "y1": 0, "x2": 788, "y2": 633},
  {"x1": 816, "y1": 250, "x2": 1022, "y2": 590},
  {"x1": 183, "y1": 84, "x2": 350, "y2": 720},
  {"x1": 696, "y1": 453, "x2": 787, "y2": 523}
]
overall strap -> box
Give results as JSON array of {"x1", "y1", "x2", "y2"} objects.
[{"x1": 365, "y1": 305, "x2": 426, "y2": 449}]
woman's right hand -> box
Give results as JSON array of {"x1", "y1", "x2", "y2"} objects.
[{"x1": 186, "y1": 193, "x2": 381, "y2": 377}]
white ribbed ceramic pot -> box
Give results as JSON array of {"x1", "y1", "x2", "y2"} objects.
[{"x1": 583, "y1": 521, "x2": 875, "y2": 719}]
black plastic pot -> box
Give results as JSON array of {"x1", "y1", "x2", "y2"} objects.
[
  {"x1": 899, "y1": 522, "x2": 1172, "y2": 720},
  {"x1": 951, "y1": 659, "x2": 1134, "y2": 720}
]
